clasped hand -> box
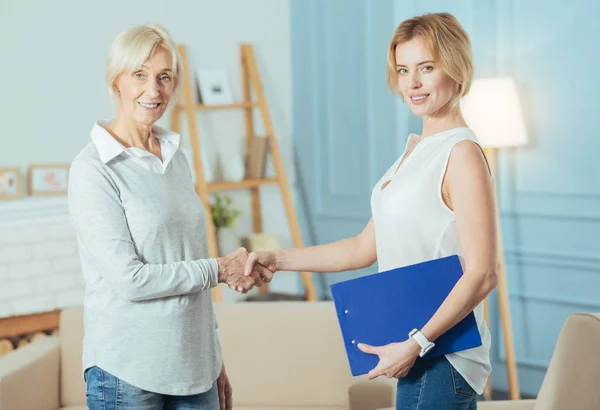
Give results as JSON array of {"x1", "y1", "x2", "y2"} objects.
[{"x1": 216, "y1": 248, "x2": 275, "y2": 293}]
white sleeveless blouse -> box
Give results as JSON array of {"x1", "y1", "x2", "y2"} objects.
[{"x1": 370, "y1": 127, "x2": 491, "y2": 395}]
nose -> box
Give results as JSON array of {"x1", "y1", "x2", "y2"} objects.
[
  {"x1": 409, "y1": 71, "x2": 422, "y2": 89},
  {"x1": 145, "y1": 78, "x2": 160, "y2": 98}
]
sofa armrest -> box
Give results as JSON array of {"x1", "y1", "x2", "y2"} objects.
[
  {"x1": 0, "y1": 336, "x2": 61, "y2": 410},
  {"x1": 349, "y1": 377, "x2": 396, "y2": 410},
  {"x1": 476, "y1": 399, "x2": 536, "y2": 410}
]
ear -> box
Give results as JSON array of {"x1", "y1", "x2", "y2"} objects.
[
  {"x1": 455, "y1": 80, "x2": 463, "y2": 95},
  {"x1": 112, "y1": 75, "x2": 122, "y2": 95}
]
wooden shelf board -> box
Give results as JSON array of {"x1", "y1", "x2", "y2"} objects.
[
  {"x1": 207, "y1": 178, "x2": 278, "y2": 192},
  {"x1": 176, "y1": 102, "x2": 258, "y2": 111},
  {"x1": 0, "y1": 310, "x2": 60, "y2": 339}
]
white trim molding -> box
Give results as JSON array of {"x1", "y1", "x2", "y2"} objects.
[{"x1": 0, "y1": 197, "x2": 69, "y2": 227}]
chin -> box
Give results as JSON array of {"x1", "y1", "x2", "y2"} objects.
[
  {"x1": 409, "y1": 104, "x2": 445, "y2": 118},
  {"x1": 135, "y1": 111, "x2": 164, "y2": 125},
  {"x1": 409, "y1": 106, "x2": 428, "y2": 117}
]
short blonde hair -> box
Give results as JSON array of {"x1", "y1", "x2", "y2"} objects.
[
  {"x1": 386, "y1": 13, "x2": 473, "y2": 101},
  {"x1": 105, "y1": 24, "x2": 182, "y2": 102}
]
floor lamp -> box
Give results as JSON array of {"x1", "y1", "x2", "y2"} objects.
[{"x1": 462, "y1": 77, "x2": 528, "y2": 400}]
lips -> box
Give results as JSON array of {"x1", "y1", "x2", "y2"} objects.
[
  {"x1": 409, "y1": 94, "x2": 429, "y2": 105},
  {"x1": 138, "y1": 102, "x2": 161, "y2": 109}
]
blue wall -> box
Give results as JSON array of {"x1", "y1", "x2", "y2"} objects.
[{"x1": 291, "y1": 0, "x2": 600, "y2": 396}]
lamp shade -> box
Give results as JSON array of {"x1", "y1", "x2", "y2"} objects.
[{"x1": 462, "y1": 77, "x2": 528, "y2": 148}]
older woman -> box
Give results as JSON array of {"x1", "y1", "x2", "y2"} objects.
[{"x1": 68, "y1": 24, "x2": 272, "y2": 410}]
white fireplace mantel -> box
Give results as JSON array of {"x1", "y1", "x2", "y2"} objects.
[{"x1": 0, "y1": 196, "x2": 69, "y2": 228}]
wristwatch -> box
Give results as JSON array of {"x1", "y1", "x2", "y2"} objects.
[{"x1": 409, "y1": 328, "x2": 435, "y2": 357}]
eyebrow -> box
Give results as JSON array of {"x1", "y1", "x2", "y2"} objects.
[
  {"x1": 140, "y1": 65, "x2": 173, "y2": 72},
  {"x1": 396, "y1": 60, "x2": 435, "y2": 68}
]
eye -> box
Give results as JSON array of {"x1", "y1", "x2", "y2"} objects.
[
  {"x1": 397, "y1": 68, "x2": 408, "y2": 74},
  {"x1": 135, "y1": 72, "x2": 145, "y2": 80},
  {"x1": 160, "y1": 74, "x2": 171, "y2": 81},
  {"x1": 422, "y1": 65, "x2": 434, "y2": 72}
]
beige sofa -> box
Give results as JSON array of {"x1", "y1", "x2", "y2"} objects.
[
  {"x1": 0, "y1": 302, "x2": 395, "y2": 410},
  {"x1": 2, "y1": 304, "x2": 598, "y2": 410},
  {"x1": 375, "y1": 313, "x2": 600, "y2": 410}
]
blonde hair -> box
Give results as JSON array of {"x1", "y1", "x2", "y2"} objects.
[
  {"x1": 105, "y1": 24, "x2": 182, "y2": 102},
  {"x1": 386, "y1": 13, "x2": 473, "y2": 103}
]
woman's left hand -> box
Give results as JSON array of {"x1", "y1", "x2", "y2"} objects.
[
  {"x1": 357, "y1": 339, "x2": 421, "y2": 379},
  {"x1": 217, "y1": 363, "x2": 232, "y2": 410}
]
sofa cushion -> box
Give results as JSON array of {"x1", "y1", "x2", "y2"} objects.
[
  {"x1": 476, "y1": 400, "x2": 536, "y2": 409},
  {"x1": 381, "y1": 402, "x2": 536, "y2": 410},
  {"x1": 60, "y1": 307, "x2": 86, "y2": 407},
  {"x1": 216, "y1": 302, "x2": 354, "y2": 407},
  {"x1": 349, "y1": 378, "x2": 396, "y2": 410},
  {"x1": 235, "y1": 407, "x2": 347, "y2": 410}
]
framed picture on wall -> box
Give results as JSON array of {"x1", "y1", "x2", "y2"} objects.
[
  {"x1": 28, "y1": 164, "x2": 70, "y2": 196},
  {"x1": 196, "y1": 69, "x2": 234, "y2": 105},
  {"x1": 0, "y1": 167, "x2": 24, "y2": 200}
]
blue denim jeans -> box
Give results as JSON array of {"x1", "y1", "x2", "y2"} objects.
[
  {"x1": 85, "y1": 366, "x2": 219, "y2": 410},
  {"x1": 395, "y1": 356, "x2": 478, "y2": 410}
]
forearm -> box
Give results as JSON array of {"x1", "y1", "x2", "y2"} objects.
[
  {"x1": 273, "y1": 237, "x2": 369, "y2": 273},
  {"x1": 421, "y1": 270, "x2": 497, "y2": 343},
  {"x1": 122, "y1": 258, "x2": 219, "y2": 301},
  {"x1": 83, "y1": 245, "x2": 219, "y2": 302}
]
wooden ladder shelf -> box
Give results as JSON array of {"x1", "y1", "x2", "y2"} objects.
[{"x1": 171, "y1": 43, "x2": 317, "y2": 302}]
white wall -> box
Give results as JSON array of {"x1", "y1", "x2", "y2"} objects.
[
  {"x1": 0, "y1": 212, "x2": 84, "y2": 318},
  {"x1": 0, "y1": 0, "x2": 304, "y2": 303}
]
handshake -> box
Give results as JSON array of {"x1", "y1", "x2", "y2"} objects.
[{"x1": 216, "y1": 247, "x2": 277, "y2": 293}]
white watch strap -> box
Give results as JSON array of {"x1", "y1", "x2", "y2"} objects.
[
  {"x1": 409, "y1": 328, "x2": 435, "y2": 357},
  {"x1": 410, "y1": 329, "x2": 430, "y2": 349}
]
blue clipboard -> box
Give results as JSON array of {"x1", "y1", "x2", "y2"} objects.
[{"x1": 330, "y1": 255, "x2": 482, "y2": 376}]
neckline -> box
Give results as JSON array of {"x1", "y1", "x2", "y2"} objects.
[
  {"x1": 109, "y1": 147, "x2": 177, "y2": 178},
  {"x1": 92, "y1": 119, "x2": 181, "y2": 164},
  {"x1": 408, "y1": 126, "x2": 470, "y2": 143},
  {"x1": 380, "y1": 127, "x2": 470, "y2": 192}
]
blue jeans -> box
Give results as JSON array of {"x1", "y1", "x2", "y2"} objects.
[
  {"x1": 85, "y1": 366, "x2": 219, "y2": 410},
  {"x1": 396, "y1": 356, "x2": 477, "y2": 410}
]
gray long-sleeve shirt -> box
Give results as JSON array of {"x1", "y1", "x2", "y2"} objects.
[{"x1": 68, "y1": 129, "x2": 221, "y2": 395}]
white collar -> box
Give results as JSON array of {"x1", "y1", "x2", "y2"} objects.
[{"x1": 91, "y1": 119, "x2": 180, "y2": 164}]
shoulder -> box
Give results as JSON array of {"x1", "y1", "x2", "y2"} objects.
[
  {"x1": 71, "y1": 142, "x2": 103, "y2": 170},
  {"x1": 445, "y1": 138, "x2": 492, "y2": 189},
  {"x1": 449, "y1": 139, "x2": 485, "y2": 163},
  {"x1": 69, "y1": 143, "x2": 116, "y2": 187},
  {"x1": 444, "y1": 128, "x2": 486, "y2": 165}
]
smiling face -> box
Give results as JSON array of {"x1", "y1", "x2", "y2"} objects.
[
  {"x1": 395, "y1": 37, "x2": 459, "y2": 118},
  {"x1": 113, "y1": 46, "x2": 175, "y2": 126}
]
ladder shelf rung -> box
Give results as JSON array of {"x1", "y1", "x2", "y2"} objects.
[
  {"x1": 176, "y1": 102, "x2": 259, "y2": 111},
  {"x1": 207, "y1": 178, "x2": 278, "y2": 191}
]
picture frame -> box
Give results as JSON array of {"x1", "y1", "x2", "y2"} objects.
[
  {"x1": 196, "y1": 69, "x2": 234, "y2": 105},
  {"x1": 28, "y1": 164, "x2": 70, "y2": 196},
  {"x1": 0, "y1": 167, "x2": 24, "y2": 200}
]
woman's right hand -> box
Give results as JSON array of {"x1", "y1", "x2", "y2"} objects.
[
  {"x1": 244, "y1": 251, "x2": 278, "y2": 278},
  {"x1": 217, "y1": 248, "x2": 273, "y2": 293}
]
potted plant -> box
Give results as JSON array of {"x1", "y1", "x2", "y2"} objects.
[{"x1": 210, "y1": 194, "x2": 241, "y2": 255}]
